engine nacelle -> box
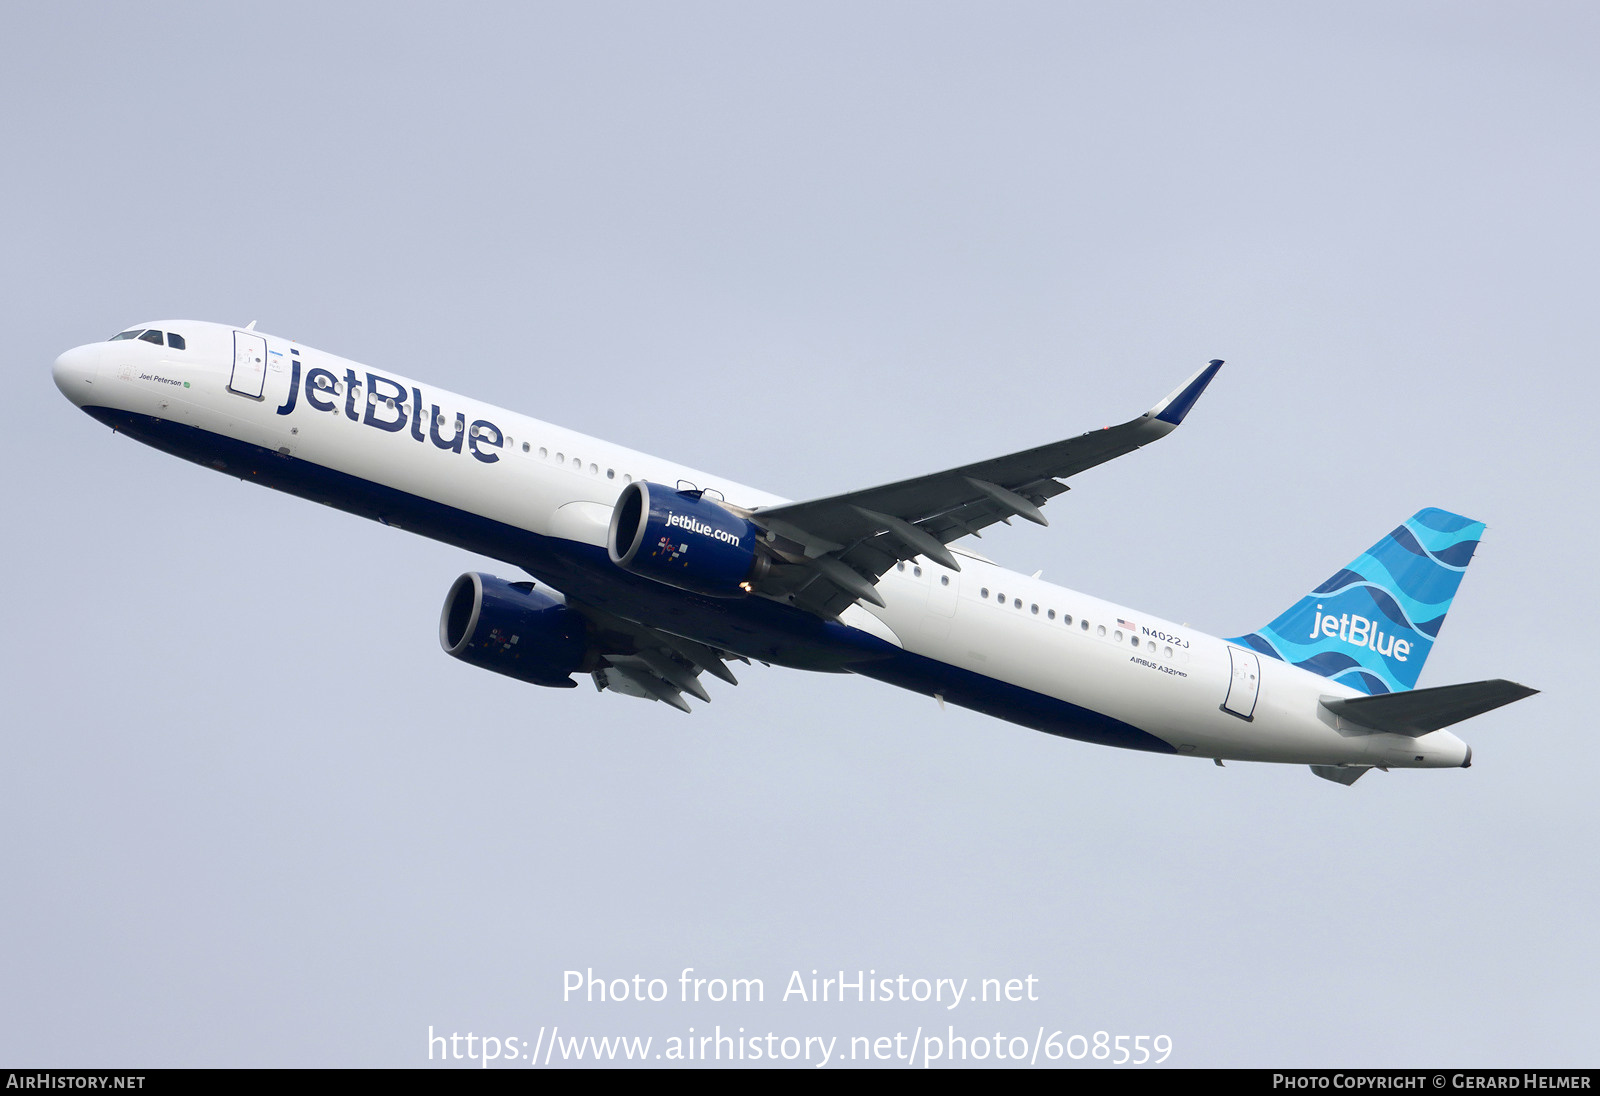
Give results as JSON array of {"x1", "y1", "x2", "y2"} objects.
[
  {"x1": 604, "y1": 480, "x2": 768, "y2": 598},
  {"x1": 607, "y1": 481, "x2": 766, "y2": 598},
  {"x1": 439, "y1": 573, "x2": 591, "y2": 688}
]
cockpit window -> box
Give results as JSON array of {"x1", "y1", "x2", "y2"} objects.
[{"x1": 108, "y1": 328, "x2": 186, "y2": 348}]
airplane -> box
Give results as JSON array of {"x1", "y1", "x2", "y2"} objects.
[{"x1": 51, "y1": 320, "x2": 1536, "y2": 785}]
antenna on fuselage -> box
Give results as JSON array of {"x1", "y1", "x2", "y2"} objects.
[{"x1": 244, "y1": 320, "x2": 258, "y2": 331}]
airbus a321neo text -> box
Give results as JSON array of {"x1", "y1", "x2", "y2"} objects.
[{"x1": 52, "y1": 321, "x2": 1536, "y2": 785}]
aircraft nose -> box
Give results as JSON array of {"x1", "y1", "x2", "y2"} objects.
[{"x1": 52, "y1": 343, "x2": 101, "y2": 405}]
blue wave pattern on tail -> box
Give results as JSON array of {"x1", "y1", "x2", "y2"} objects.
[{"x1": 1227, "y1": 508, "x2": 1484, "y2": 695}]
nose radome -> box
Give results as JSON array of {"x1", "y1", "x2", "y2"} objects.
[{"x1": 52, "y1": 343, "x2": 102, "y2": 405}]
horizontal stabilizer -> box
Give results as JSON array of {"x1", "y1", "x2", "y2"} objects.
[{"x1": 1320, "y1": 679, "x2": 1538, "y2": 737}]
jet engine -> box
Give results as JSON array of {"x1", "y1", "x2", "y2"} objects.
[
  {"x1": 439, "y1": 573, "x2": 593, "y2": 687},
  {"x1": 607, "y1": 480, "x2": 769, "y2": 597}
]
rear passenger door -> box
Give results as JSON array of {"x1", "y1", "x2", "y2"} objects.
[{"x1": 1222, "y1": 646, "x2": 1261, "y2": 720}]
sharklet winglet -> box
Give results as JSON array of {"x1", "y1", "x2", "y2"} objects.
[{"x1": 1151, "y1": 359, "x2": 1224, "y2": 426}]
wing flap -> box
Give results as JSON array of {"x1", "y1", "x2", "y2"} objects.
[{"x1": 548, "y1": 595, "x2": 743, "y2": 711}]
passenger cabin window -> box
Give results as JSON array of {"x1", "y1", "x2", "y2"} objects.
[{"x1": 138, "y1": 330, "x2": 163, "y2": 345}]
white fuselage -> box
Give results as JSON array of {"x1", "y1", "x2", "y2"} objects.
[{"x1": 51, "y1": 320, "x2": 1472, "y2": 772}]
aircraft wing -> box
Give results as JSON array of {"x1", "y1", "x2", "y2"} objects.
[
  {"x1": 569, "y1": 600, "x2": 744, "y2": 712},
  {"x1": 750, "y1": 361, "x2": 1223, "y2": 618}
]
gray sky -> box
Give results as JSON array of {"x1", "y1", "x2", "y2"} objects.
[{"x1": 3, "y1": 1, "x2": 1594, "y2": 1067}]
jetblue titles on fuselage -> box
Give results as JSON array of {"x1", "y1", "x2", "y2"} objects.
[{"x1": 274, "y1": 354, "x2": 504, "y2": 463}]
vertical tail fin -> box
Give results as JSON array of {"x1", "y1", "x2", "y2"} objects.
[{"x1": 1228, "y1": 508, "x2": 1485, "y2": 695}]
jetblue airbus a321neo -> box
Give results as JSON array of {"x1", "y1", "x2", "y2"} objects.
[{"x1": 52, "y1": 321, "x2": 1536, "y2": 785}]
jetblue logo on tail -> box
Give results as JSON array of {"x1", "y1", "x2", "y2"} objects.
[
  {"x1": 1307, "y1": 605, "x2": 1412, "y2": 661},
  {"x1": 1230, "y1": 509, "x2": 1484, "y2": 695}
]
